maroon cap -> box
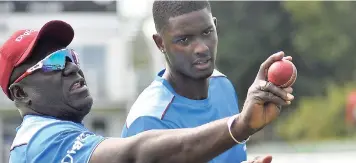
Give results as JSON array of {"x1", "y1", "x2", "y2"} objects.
[{"x1": 0, "y1": 20, "x2": 74, "y2": 99}]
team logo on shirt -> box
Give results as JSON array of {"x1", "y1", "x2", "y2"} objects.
[{"x1": 61, "y1": 132, "x2": 92, "y2": 163}]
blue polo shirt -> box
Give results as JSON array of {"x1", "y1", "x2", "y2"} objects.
[
  {"x1": 9, "y1": 115, "x2": 105, "y2": 163},
  {"x1": 121, "y1": 69, "x2": 247, "y2": 163}
]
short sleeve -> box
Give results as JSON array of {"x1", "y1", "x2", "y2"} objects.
[
  {"x1": 9, "y1": 145, "x2": 27, "y2": 163},
  {"x1": 121, "y1": 116, "x2": 170, "y2": 137},
  {"x1": 26, "y1": 122, "x2": 105, "y2": 163}
]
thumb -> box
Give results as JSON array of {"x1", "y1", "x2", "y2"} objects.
[
  {"x1": 260, "y1": 155, "x2": 273, "y2": 163},
  {"x1": 255, "y1": 51, "x2": 284, "y2": 81}
]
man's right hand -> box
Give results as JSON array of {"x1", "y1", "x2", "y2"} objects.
[
  {"x1": 238, "y1": 51, "x2": 295, "y2": 136},
  {"x1": 89, "y1": 53, "x2": 296, "y2": 163}
]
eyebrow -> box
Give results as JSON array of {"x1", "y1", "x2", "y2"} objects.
[
  {"x1": 204, "y1": 25, "x2": 214, "y2": 31},
  {"x1": 173, "y1": 25, "x2": 214, "y2": 37}
]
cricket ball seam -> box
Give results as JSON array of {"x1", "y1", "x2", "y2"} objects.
[{"x1": 280, "y1": 64, "x2": 297, "y2": 88}]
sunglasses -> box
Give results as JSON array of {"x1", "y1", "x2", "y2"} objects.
[{"x1": 13, "y1": 49, "x2": 80, "y2": 84}]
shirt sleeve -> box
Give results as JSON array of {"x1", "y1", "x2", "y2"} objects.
[
  {"x1": 9, "y1": 145, "x2": 27, "y2": 163},
  {"x1": 26, "y1": 122, "x2": 105, "y2": 163},
  {"x1": 122, "y1": 116, "x2": 170, "y2": 137}
]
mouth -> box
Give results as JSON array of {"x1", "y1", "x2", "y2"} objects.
[
  {"x1": 193, "y1": 57, "x2": 212, "y2": 70},
  {"x1": 70, "y1": 78, "x2": 86, "y2": 91},
  {"x1": 193, "y1": 57, "x2": 212, "y2": 65}
]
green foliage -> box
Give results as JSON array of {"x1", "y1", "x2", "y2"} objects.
[
  {"x1": 275, "y1": 1, "x2": 356, "y2": 141},
  {"x1": 277, "y1": 82, "x2": 356, "y2": 141},
  {"x1": 210, "y1": 1, "x2": 356, "y2": 141},
  {"x1": 283, "y1": 1, "x2": 356, "y2": 81},
  {"x1": 210, "y1": 1, "x2": 295, "y2": 109}
]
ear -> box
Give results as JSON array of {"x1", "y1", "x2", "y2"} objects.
[
  {"x1": 213, "y1": 17, "x2": 217, "y2": 27},
  {"x1": 152, "y1": 33, "x2": 166, "y2": 53},
  {"x1": 9, "y1": 83, "x2": 31, "y2": 105}
]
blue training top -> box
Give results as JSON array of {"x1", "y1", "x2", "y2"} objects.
[
  {"x1": 121, "y1": 69, "x2": 247, "y2": 163},
  {"x1": 10, "y1": 115, "x2": 105, "y2": 163}
]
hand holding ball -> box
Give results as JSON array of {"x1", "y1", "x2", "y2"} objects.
[{"x1": 267, "y1": 59, "x2": 297, "y2": 88}]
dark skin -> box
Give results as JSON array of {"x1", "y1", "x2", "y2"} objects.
[
  {"x1": 90, "y1": 52, "x2": 294, "y2": 163},
  {"x1": 146, "y1": 8, "x2": 293, "y2": 162},
  {"x1": 153, "y1": 8, "x2": 218, "y2": 100},
  {"x1": 9, "y1": 39, "x2": 93, "y2": 123},
  {"x1": 8, "y1": 18, "x2": 294, "y2": 163},
  {"x1": 7, "y1": 36, "x2": 294, "y2": 162}
]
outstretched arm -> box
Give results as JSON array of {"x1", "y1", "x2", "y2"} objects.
[
  {"x1": 90, "y1": 52, "x2": 294, "y2": 163},
  {"x1": 91, "y1": 115, "x2": 249, "y2": 163}
]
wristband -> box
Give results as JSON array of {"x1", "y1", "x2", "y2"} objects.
[{"x1": 227, "y1": 114, "x2": 250, "y2": 144}]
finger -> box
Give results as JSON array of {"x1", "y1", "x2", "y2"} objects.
[
  {"x1": 253, "y1": 89, "x2": 290, "y2": 106},
  {"x1": 256, "y1": 51, "x2": 285, "y2": 80},
  {"x1": 264, "y1": 92, "x2": 290, "y2": 106},
  {"x1": 260, "y1": 81, "x2": 294, "y2": 101},
  {"x1": 283, "y1": 87, "x2": 293, "y2": 94},
  {"x1": 261, "y1": 155, "x2": 273, "y2": 163},
  {"x1": 283, "y1": 56, "x2": 292, "y2": 61}
]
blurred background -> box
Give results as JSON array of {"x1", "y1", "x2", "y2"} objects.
[{"x1": 0, "y1": 1, "x2": 356, "y2": 162}]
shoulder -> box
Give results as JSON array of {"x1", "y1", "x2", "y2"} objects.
[
  {"x1": 209, "y1": 69, "x2": 240, "y2": 109},
  {"x1": 11, "y1": 115, "x2": 94, "y2": 150},
  {"x1": 126, "y1": 80, "x2": 175, "y2": 128},
  {"x1": 210, "y1": 69, "x2": 227, "y2": 78},
  {"x1": 210, "y1": 69, "x2": 235, "y2": 90},
  {"x1": 23, "y1": 117, "x2": 104, "y2": 163},
  {"x1": 9, "y1": 145, "x2": 27, "y2": 163},
  {"x1": 11, "y1": 115, "x2": 105, "y2": 163},
  {"x1": 10, "y1": 115, "x2": 72, "y2": 151}
]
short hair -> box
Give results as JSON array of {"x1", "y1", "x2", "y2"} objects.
[{"x1": 152, "y1": 0, "x2": 211, "y2": 32}]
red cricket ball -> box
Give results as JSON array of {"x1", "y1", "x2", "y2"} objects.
[{"x1": 267, "y1": 59, "x2": 297, "y2": 88}]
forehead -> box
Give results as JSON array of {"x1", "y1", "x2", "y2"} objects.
[{"x1": 165, "y1": 8, "x2": 214, "y2": 36}]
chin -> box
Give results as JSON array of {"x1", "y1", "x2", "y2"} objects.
[
  {"x1": 194, "y1": 67, "x2": 214, "y2": 79},
  {"x1": 69, "y1": 97, "x2": 93, "y2": 122},
  {"x1": 69, "y1": 95, "x2": 93, "y2": 113}
]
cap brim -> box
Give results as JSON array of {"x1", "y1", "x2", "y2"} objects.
[{"x1": 15, "y1": 20, "x2": 74, "y2": 66}]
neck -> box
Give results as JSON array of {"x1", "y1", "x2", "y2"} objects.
[
  {"x1": 18, "y1": 107, "x2": 41, "y2": 118},
  {"x1": 163, "y1": 68, "x2": 209, "y2": 100},
  {"x1": 20, "y1": 106, "x2": 83, "y2": 123}
]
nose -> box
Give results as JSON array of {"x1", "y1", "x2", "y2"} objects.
[
  {"x1": 194, "y1": 39, "x2": 209, "y2": 57},
  {"x1": 63, "y1": 61, "x2": 80, "y2": 76}
]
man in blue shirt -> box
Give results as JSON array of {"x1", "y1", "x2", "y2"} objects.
[
  {"x1": 2, "y1": 20, "x2": 106, "y2": 163},
  {"x1": 122, "y1": 1, "x2": 294, "y2": 163},
  {"x1": 1, "y1": 19, "x2": 294, "y2": 163}
]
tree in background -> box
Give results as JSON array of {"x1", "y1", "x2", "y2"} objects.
[
  {"x1": 210, "y1": 1, "x2": 356, "y2": 142},
  {"x1": 283, "y1": 1, "x2": 356, "y2": 92},
  {"x1": 277, "y1": 1, "x2": 356, "y2": 141},
  {"x1": 277, "y1": 82, "x2": 356, "y2": 141},
  {"x1": 210, "y1": 1, "x2": 296, "y2": 141}
]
